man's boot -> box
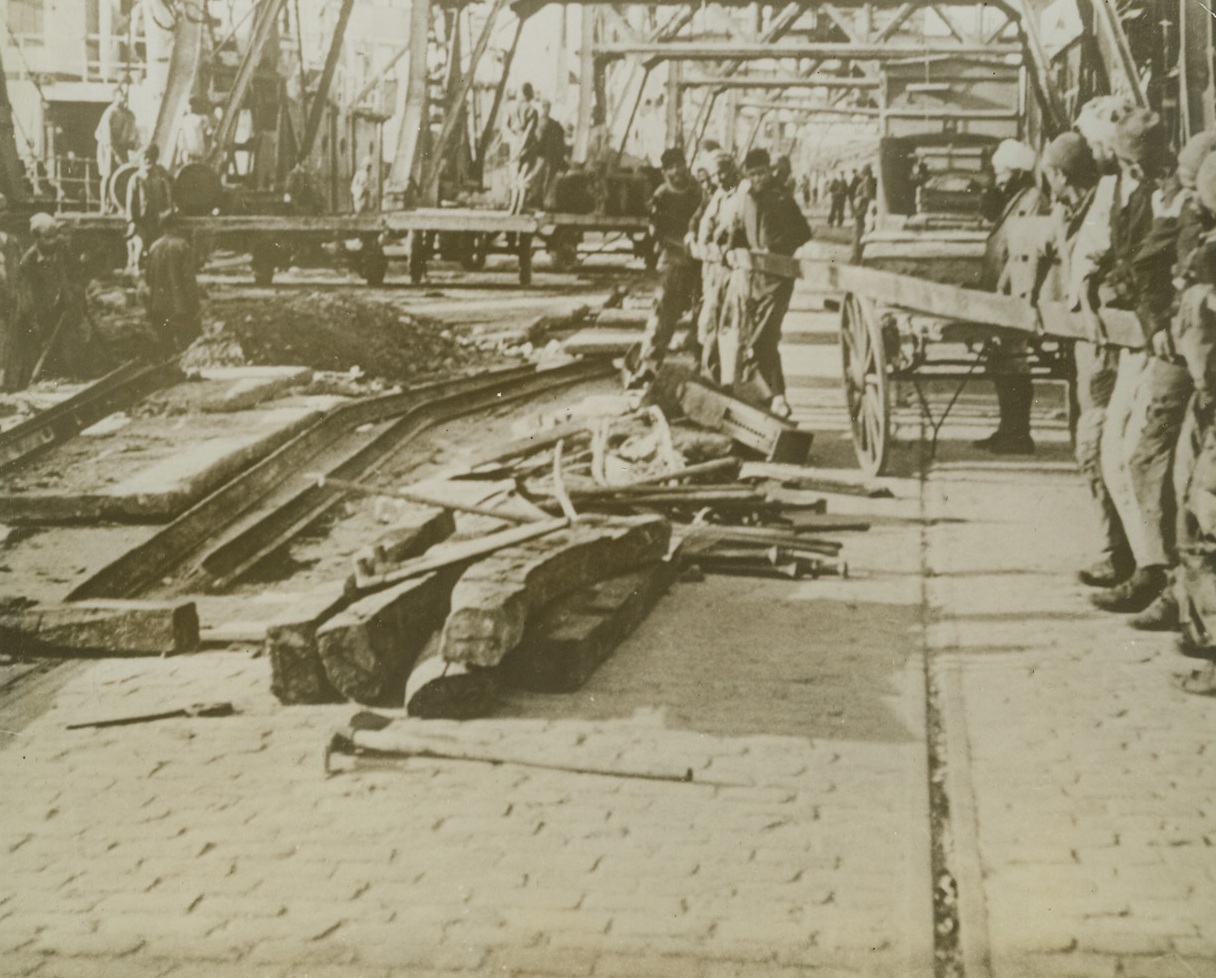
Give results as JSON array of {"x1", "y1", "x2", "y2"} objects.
[
  {"x1": 975, "y1": 375, "x2": 1035, "y2": 454},
  {"x1": 1077, "y1": 549, "x2": 1135, "y2": 588},
  {"x1": 1130, "y1": 588, "x2": 1179, "y2": 631},
  {"x1": 1091, "y1": 565, "x2": 1168, "y2": 613}
]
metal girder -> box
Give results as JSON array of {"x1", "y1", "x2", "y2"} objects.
[
  {"x1": 678, "y1": 74, "x2": 880, "y2": 89},
  {"x1": 595, "y1": 42, "x2": 1021, "y2": 61}
]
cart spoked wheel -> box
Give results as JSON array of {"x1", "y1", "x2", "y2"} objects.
[{"x1": 840, "y1": 292, "x2": 891, "y2": 477}]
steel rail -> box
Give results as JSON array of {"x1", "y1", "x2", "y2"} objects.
[
  {"x1": 0, "y1": 360, "x2": 183, "y2": 474},
  {"x1": 68, "y1": 360, "x2": 611, "y2": 601},
  {"x1": 66, "y1": 364, "x2": 534, "y2": 601},
  {"x1": 195, "y1": 359, "x2": 614, "y2": 592}
]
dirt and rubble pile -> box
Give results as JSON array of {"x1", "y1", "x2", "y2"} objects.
[{"x1": 180, "y1": 292, "x2": 505, "y2": 382}]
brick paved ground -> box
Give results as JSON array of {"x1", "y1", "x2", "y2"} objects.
[
  {"x1": 925, "y1": 461, "x2": 1216, "y2": 978},
  {"x1": 0, "y1": 287, "x2": 935, "y2": 977},
  {"x1": 9, "y1": 278, "x2": 1213, "y2": 978}
]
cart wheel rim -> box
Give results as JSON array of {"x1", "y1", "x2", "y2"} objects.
[{"x1": 840, "y1": 293, "x2": 890, "y2": 477}]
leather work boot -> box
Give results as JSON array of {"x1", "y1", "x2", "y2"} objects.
[
  {"x1": 1129, "y1": 590, "x2": 1179, "y2": 631},
  {"x1": 1090, "y1": 566, "x2": 1168, "y2": 614},
  {"x1": 978, "y1": 431, "x2": 1036, "y2": 455},
  {"x1": 973, "y1": 376, "x2": 1035, "y2": 454},
  {"x1": 1077, "y1": 553, "x2": 1135, "y2": 588}
]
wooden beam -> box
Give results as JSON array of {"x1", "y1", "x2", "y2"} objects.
[
  {"x1": 596, "y1": 41, "x2": 1020, "y2": 61},
  {"x1": 679, "y1": 74, "x2": 879, "y2": 89},
  {"x1": 300, "y1": 0, "x2": 357, "y2": 159},
  {"x1": 208, "y1": 0, "x2": 289, "y2": 167},
  {"x1": 0, "y1": 600, "x2": 199, "y2": 656},
  {"x1": 439, "y1": 515, "x2": 671, "y2": 668}
]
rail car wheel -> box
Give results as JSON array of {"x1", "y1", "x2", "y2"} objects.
[{"x1": 840, "y1": 292, "x2": 891, "y2": 477}]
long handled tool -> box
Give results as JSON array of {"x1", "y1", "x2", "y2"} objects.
[
  {"x1": 307, "y1": 473, "x2": 541, "y2": 524},
  {"x1": 324, "y1": 728, "x2": 695, "y2": 784},
  {"x1": 67, "y1": 702, "x2": 234, "y2": 730}
]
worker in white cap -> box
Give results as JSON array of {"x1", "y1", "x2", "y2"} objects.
[{"x1": 975, "y1": 139, "x2": 1045, "y2": 455}]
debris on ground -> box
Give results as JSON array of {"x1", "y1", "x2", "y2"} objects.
[
  {"x1": 179, "y1": 292, "x2": 509, "y2": 382},
  {"x1": 0, "y1": 598, "x2": 199, "y2": 656},
  {"x1": 250, "y1": 389, "x2": 871, "y2": 723}
]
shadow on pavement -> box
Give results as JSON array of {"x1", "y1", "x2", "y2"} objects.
[{"x1": 498, "y1": 577, "x2": 920, "y2": 744}]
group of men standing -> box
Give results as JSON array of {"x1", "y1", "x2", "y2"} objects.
[
  {"x1": 505, "y1": 84, "x2": 569, "y2": 214},
  {"x1": 629, "y1": 145, "x2": 812, "y2": 420},
  {"x1": 986, "y1": 98, "x2": 1216, "y2": 674}
]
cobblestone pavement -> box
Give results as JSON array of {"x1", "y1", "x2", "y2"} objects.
[
  {"x1": 7, "y1": 282, "x2": 1213, "y2": 978},
  {"x1": 924, "y1": 462, "x2": 1216, "y2": 978},
  {"x1": 0, "y1": 283, "x2": 935, "y2": 978}
]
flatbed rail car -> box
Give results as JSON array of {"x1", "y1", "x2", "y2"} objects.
[{"x1": 55, "y1": 209, "x2": 651, "y2": 287}]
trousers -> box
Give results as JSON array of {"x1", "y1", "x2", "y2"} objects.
[
  {"x1": 1127, "y1": 358, "x2": 1193, "y2": 567},
  {"x1": 1074, "y1": 341, "x2": 1125, "y2": 560},
  {"x1": 639, "y1": 257, "x2": 699, "y2": 368},
  {"x1": 1100, "y1": 349, "x2": 1150, "y2": 564}
]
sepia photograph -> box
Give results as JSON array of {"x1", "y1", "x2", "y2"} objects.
[{"x1": 0, "y1": 0, "x2": 1213, "y2": 976}]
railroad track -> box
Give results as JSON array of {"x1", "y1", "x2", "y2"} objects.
[
  {"x1": 0, "y1": 359, "x2": 183, "y2": 473},
  {"x1": 59, "y1": 359, "x2": 612, "y2": 601},
  {"x1": 1, "y1": 358, "x2": 613, "y2": 729}
]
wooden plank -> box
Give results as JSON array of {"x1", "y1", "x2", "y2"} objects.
[
  {"x1": 440, "y1": 515, "x2": 672, "y2": 668},
  {"x1": 405, "y1": 631, "x2": 498, "y2": 719},
  {"x1": 502, "y1": 561, "x2": 675, "y2": 693},
  {"x1": 352, "y1": 508, "x2": 456, "y2": 583},
  {"x1": 591, "y1": 308, "x2": 650, "y2": 329},
  {"x1": 266, "y1": 583, "x2": 351, "y2": 705},
  {"x1": 562, "y1": 329, "x2": 647, "y2": 357},
  {"x1": 0, "y1": 600, "x2": 198, "y2": 656},
  {"x1": 317, "y1": 570, "x2": 457, "y2": 706},
  {"x1": 354, "y1": 519, "x2": 570, "y2": 593},
  {"x1": 738, "y1": 251, "x2": 1148, "y2": 349},
  {"x1": 674, "y1": 373, "x2": 813, "y2": 464}
]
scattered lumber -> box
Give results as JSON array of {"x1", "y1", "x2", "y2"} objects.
[
  {"x1": 592, "y1": 308, "x2": 649, "y2": 329},
  {"x1": 677, "y1": 527, "x2": 848, "y2": 579},
  {"x1": 502, "y1": 560, "x2": 676, "y2": 692},
  {"x1": 460, "y1": 422, "x2": 592, "y2": 472},
  {"x1": 352, "y1": 518, "x2": 569, "y2": 592},
  {"x1": 440, "y1": 514, "x2": 672, "y2": 668},
  {"x1": 674, "y1": 374, "x2": 814, "y2": 464},
  {"x1": 562, "y1": 329, "x2": 647, "y2": 358},
  {"x1": 0, "y1": 599, "x2": 199, "y2": 656},
  {"x1": 739, "y1": 462, "x2": 895, "y2": 498},
  {"x1": 67, "y1": 702, "x2": 234, "y2": 729},
  {"x1": 310, "y1": 473, "x2": 539, "y2": 524},
  {"x1": 317, "y1": 570, "x2": 456, "y2": 706},
  {"x1": 352, "y1": 507, "x2": 456, "y2": 583},
  {"x1": 405, "y1": 631, "x2": 498, "y2": 719},
  {"x1": 266, "y1": 583, "x2": 351, "y2": 705}
]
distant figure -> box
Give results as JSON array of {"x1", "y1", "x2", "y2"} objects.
[
  {"x1": 175, "y1": 96, "x2": 214, "y2": 166},
  {"x1": 13, "y1": 214, "x2": 92, "y2": 386},
  {"x1": 125, "y1": 144, "x2": 174, "y2": 272},
  {"x1": 827, "y1": 173, "x2": 848, "y2": 227},
  {"x1": 95, "y1": 88, "x2": 139, "y2": 213},
  {"x1": 585, "y1": 105, "x2": 615, "y2": 215},
  {"x1": 0, "y1": 194, "x2": 24, "y2": 390},
  {"x1": 350, "y1": 159, "x2": 374, "y2": 214},
  {"x1": 144, "y1": 213, "x2": 201, "y2": 356},
  {"x1": 851, "y1": 164, "x2": 877, "y2": 261},
  {"x1": 506, "y1": 84, "x2": 540, "y2": 214},
  {"x1": 533, "y1": 100, "x2": 568, "y2": 209},
  {"x1": 285, "y1": 163, "x2": 324, "y2": 215}
]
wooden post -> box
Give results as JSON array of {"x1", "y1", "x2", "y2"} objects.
[
  {"x1": 665, "y1": 61, "x2": 682, "y2": 149},
  {"x1": 300, "y1": 0, "x2": 357, "y2": 159},
  {"x1": 389, "y1": 0, "x2": 433, "y2": 196},
  {"x1": 573, "y1": 7, "x2": 597, "y2": 161}
]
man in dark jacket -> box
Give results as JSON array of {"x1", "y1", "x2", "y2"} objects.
[
  {"x1": 144, "y1": 214, "x2": 202, "y2": 356},
  {"x1": 731, "y1": 148, "x2": 812, "y2": 417},
  {"x1": 629, "y1": 147, "x2": 702, "y2": 386},
  {"x1": 125, "y1": 143, "x2": 174, "y2": 271}
]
